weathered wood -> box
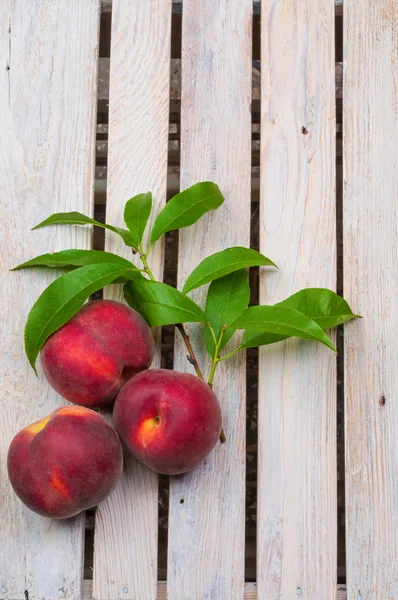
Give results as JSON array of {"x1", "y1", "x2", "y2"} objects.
[
  {"x1": 85, "y1": 581, "x2": 347, "y2": 599},
  {"x1": 0, "y1": 2, "x2": 99, "y2": 599},
  {"x1": 93, "y1": 1, "x2": 172, "y2": 599},
  {"x1": 167, "y1": 0, "x2": 252, "y2": 598},
  {"x1": 344, "y1": 0, "x2": 398, "y2": 598},
  {"x1": 101, "y1": 0, "x2": 343, "y2": 14},
  {"x1": 257, "y1": 0, "x2": 337, "y2": 598}
]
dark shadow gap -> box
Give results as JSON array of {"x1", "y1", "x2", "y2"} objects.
[
  {"x1": 335, "y1": 12, "x2": 346, "y2": 587},
  {"x1": 245, "y1": 21, "x2": 260, "y2": 582},
  {"x1": 157, "y1": 5, "x2": 182, "y2": 583},
  {"x1": 84, "y1": 8, "x2": 112, "y2": 580}
]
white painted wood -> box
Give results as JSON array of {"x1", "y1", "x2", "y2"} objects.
[
  {"x1": 344, "y1": 0, "x2": 398, "y2": 597},
  {"x1": 101, "y1": 0, "x2": 343, "y2": 15},
  {"x1": 167, "y1": 1, "x2": 252, "y2": 598},
  {"x1": 93, "y1": 2, "x2": 172, "y2": 599},
  {"x1": 258, "y1": 1, "x2": 337, "y2": 598},
  {"x1": 0, "y1": 2, "x2": 99, "y2": 599},
  {"x1": 85, "y1": 580, "x2": 263, "y2": 600}
]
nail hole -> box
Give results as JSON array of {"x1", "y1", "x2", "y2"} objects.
[
  {"x1": 301, "y1": 126, "x2": 308, "y2": 135},
  {"x1": 379, "y1": 395, "x2": 386, "y2": 406},
  {"x1": 6, "y1": 65, "x2": 10, "y2": 71},
  {"x1": 180, "y1": 498, "x2": 184, "y2": 504}
]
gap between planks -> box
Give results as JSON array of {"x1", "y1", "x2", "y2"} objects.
[
  {"x1": 101, "y1": 0, "x2": 343, "y2": 15},
  {"x1": 83, "y1": 581, "x2": 347, "y2": 599}
]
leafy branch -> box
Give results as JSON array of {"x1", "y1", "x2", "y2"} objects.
[{"x1": 13, "y1": 180, "x2": 361, "y2": 445}]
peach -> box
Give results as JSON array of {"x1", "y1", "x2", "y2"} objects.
[
  {"x1": 7, "y1": 406, "x2": 123, "y2": 519},
  {"x1": 41, "y1": 300, "x2": 155, "y2": 408},
  {"x1": 113, "y1": 369, "x2": 222, "y2": 475}
]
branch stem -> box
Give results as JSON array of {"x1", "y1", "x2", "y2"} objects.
[
  {"x1": 176, "y1": 323, "x2": 204, "y2": 380},
  {"x1": 219, "y1": 345, "x2": 242, "y2": 362}
]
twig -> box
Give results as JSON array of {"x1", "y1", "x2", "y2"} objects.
[{"x1": 176, "y1": 323, "x2": 204, "y2": 380}]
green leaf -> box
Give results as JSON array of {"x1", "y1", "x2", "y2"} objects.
[
  {"x1": 124, "y1": 192, "x2": 152, "y2": 248},
  {"x1": 124, "y1": 279, "x2": 206, "y2": 326},
  {"x1": 150, "y1": 181, "x2": 224, "y2": 244},
  {"x1": 243, "y1": 288, "x2": 360, "y2": 349},
  {"x1": 230, "y1": 305, "x2": 337, "y2": 352},
  {"x1": 277, "y1": 288, "x2": 360, "y2": 328},
  {"x1": 25, "y1": 263, "x2": 135, "y2": 373},
  {"x1": 12, "y1": 249, "x2": 135, "y2": 271},
  {"x1": 182, "y1": 247, "x2": 277, "y2": 294},
  {"x1": 204, "y1": 269, "x2": 250, "y2": 356},
  {"x1": 32, "y1": 212, "x2": 136, "y2": 248},
  {"x1": 240, "y1": 330, "x2": 289, "y2": 349}
]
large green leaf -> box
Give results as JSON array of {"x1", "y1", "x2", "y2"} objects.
[
  {"x1": 124, "y1": 279, "x2": 205, "y2": 326},
  {"x1": 25, "y1": 263, "x2": 135, "y2": 373},
  {"x1": 12, "y1": 249, "x2": 135, "y2": 271},
  {"x1": 278, "y1": 288, "x2": 360, "y2": 328},
  {"x1": 150, "y1": 181, "x2": 224, "y2": 244},
  {"x1": 124, "y1": 192, "x2": 152, "y2": 248},
  {"x1": 182, "y1": 247, "x2": 276, "y2": 294},
  {"x1": 32, "y1": 211, "x2": 136, "y2": 248},
  {"x1": 230, "y1": 305, "x2": 336, "y2": 352},
  {"x1": 204, "y1": 269, "x2": 250, "y2": 356}
]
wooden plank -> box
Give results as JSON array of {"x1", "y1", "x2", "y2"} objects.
[
  {"x1": 85, "y1": 581, "x2": 347, "y2": 599},
  {"x1": 92, "y1": 2, "x2": 172, "y2": 599},
  {"x1": 85, "y1": 581, "x2": 263, "y2": 600},
  {"x1": 0, "y1": 2, "x2": 99, "y2": 599},
  {"x1": 101, "y1": 0, "x2": 343, "y2": 14},
  {"x1": 343, "y1": 0, "x2": 398, "y2": 598},
  {"x1": 167, "y1": 1, "x2": 252, "y2": 598},
  {"x1": 257, "y1": 1, "x2": 337, "y2": 598}
]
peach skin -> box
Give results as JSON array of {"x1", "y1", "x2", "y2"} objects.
[
  {"x1": 41, "y1": 300, "x2": 155, "y2": 408},
  {"x1": 7, "y1": 406, "x2": 123, "y2": 518},
  {"x1": 113, "y1": 369, "x2": 222, "y2": 475}
]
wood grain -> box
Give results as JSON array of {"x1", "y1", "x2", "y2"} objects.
[
  {"x1": 93, "y1": 2, "x2": 172, "y2": 599},
  {"x1": 166, "y1": 1, "x2": 252, "y2": 598},
  {"x1": 258, "y1": 1, "x2": 337, "y2": 598},
  {"x1": 0, "y1": 2, "x2": 99, "y2": 599},
  {"x1": 101, "y1": 0, "x2": 343, "y2": 15},
  {"x1": 85, "y1": 581, "x2": 347, "y2": 599},
  {"x1": 84, "y1": 581, "x2": 266, "y2": 600},
  {"x1": 344, "y1": 0, "x2": 398, "y2": 597}
]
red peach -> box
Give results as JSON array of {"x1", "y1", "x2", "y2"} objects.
[
  {"x1": 7, "y1": 406, "x2": 123, "y2": 519},
  {"x1": 113, "y1": 368, "x2": 222, "y2": 475},
  {"x1": 41, "y1": 300, "x2": 155, "y2": 408}
]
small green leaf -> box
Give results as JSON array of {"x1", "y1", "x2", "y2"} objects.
[
  {"x1": 124, "y1": 192, "x2": 152, "y2": 248},
  {"x1": 182, "y1": 247, "x2": 277, "y2": 294},
  {"x1": 277, "y1": 288, "x2": 360, "y2": 328},
  {"x1": 124, "y1": 279, "x2": 205, "y2": 326},
  {"x1": 204, "y1": 269, "x2": 250, "y2": 356},
  {"x1": 150, "y1": 181, "x2": 224, "y2": 244},
  {"x1": 32, "y1": 212, "x2": 136, "y2": 248},
  {"x1": 231, "y1": 305, "x2": 336, "y2": 352},
  {"x1": 25, "y1": 263, "x2": 135, "y2": 373},
  {"x1": 12, "y1": 249, "x2": 135, "y2": 271},
  {"x1": 243, "y1": 288, "x2": 360, "y2": 349}
]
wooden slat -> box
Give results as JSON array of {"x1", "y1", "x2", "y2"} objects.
[
  {"x1": 167, "y1": 1, "x2": 252, "y2": 598},
  {"x1": 344, "y1": 0, "x2": 398, "y2": 597},
  {"x1": 93, "y1": 2, "x2": 172, "y2": 599},
  {"x1": 101, "y1": 0, "x2": 343, "y2": 15},
  {"x1": 257, "y1": 1, "x2": 336, "y2": 598},
  {"x1": 85, "y1": 581, "x2": 347, "y2": 599},
  {"x1": 0, "y1": 2, "x2": 99, "y2": 599}
]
